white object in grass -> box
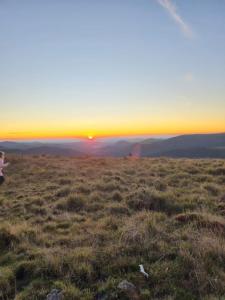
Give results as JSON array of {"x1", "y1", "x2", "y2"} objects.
[{"x1": 139, "y1": 264, "x2": 149, "y2": 278}]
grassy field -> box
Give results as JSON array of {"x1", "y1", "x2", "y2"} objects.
[{"x1": 0, "y1": 155, "x2": 225, "y2": 300}]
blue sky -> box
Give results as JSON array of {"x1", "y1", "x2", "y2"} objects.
[{"x1": 1, "y1": 0, "x2": 225, "y2": 139}]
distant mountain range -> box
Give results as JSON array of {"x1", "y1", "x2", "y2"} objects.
[
  {"x1": 140, "y1": 133, "x2": 225, "y2": 158},
  {"x1": 1, "y1": 133, "x2": 225, "y2": 158}
]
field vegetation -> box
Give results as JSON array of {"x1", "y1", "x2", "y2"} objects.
[{"x1": 0, "y1": 155, "x2": 225, "y2": 299}]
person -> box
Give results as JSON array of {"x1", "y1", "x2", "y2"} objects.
[{"x1": 0, "y1": 151, "x2": 9, "y2": 185}]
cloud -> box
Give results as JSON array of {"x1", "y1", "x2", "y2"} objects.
[{"x1": 157, "y1": 0, "x2": 193, "y2": 38}]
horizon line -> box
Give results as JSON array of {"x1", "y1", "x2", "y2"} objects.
[{"x1": 1, "y1": 130, "x2": 225, "y2": 142}]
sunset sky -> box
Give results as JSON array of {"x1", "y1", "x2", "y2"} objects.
[{"x1": 1, "y1": 0, "x2": 225, "y2": 140}]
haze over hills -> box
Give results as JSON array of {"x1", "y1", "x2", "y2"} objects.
[{"x1": 1, "y1": 133, "x2": 225, "y2": 158}]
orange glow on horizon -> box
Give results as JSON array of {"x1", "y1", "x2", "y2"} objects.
[
  {"x1": 1, "y1": 126, "x2": 225, "y2": 141},
  {"x1": 1, "y1": 111, "x2": 225, "y2": 141}
]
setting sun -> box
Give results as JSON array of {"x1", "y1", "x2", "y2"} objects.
[{"x1": 88, "y1": 135, "x2": 93, "y2": 140}]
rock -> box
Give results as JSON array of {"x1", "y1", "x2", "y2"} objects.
[
  {"x1": 47, "y1": 289, "x2": 63, "y2": 300},
  {"x1": 118, "y1": 280, "x2": 140, "y2": 300},
  {"x1": 118, "y1": 280, "x2": 136, "y2": 291},
  {"x1": 95, "y1": 293, "x2": 109, "y2": 300}
]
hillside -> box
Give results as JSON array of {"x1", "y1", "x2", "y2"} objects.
[
  {"x1": 0, "y1": 155, "x2": 225, "y2": 299},
  {"x1": 140, "y1": 133, "x2": 225, "y2": 158},
  {"x1": 0, "y1": 142, "x2": 85, "y2": 157},
  {"x1": 1, "y1": 133, "x2": 225, "y2": 158}
]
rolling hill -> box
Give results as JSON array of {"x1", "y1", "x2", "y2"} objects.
[
  {"x1": 1, "y1": 133, "x2": 225, "y2": 158},
  {"x1": 139, "y1": 133, "x2": 225, "y2": 158}
]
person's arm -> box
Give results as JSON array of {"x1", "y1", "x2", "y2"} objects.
[
  {"x1": 0, "y1": 152, "x2": 9, "y2": 168},
  {"x1": 0, "y1": 152, "x2": 4, "y2": 168}
]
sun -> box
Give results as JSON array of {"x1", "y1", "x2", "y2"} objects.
[{"x1": 88, "y1": 135, "x2": 93, "y2": 140}]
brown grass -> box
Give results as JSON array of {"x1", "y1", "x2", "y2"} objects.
[{"x1": 0, "y1": 155, "x2": 225, "y2": 299}]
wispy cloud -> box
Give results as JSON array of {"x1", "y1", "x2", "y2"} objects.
[{"x1": 157, "y1": 0, "x2": 193, "y2": 38}]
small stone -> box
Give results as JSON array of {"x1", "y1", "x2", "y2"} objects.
[
  {"x1": 118, "y1": 280, "x2": 140, "y2": 300},
  {"x1": 118, "y1": 280, "x2": 136, "y2": 291},
  {"x1": 47, "y1": 289, "x2": 63, "y2": 300}
]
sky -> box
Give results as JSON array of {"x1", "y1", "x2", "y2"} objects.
[{"x1": 1, "y1": 0, "x2": 225, "y2": 140}]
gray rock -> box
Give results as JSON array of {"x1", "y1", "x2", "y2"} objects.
[
  {"x1": 47, "y1": 289, "x2": 63, "y2": 300},
  {"x1": 96, "y1": 294, "x2": 109, "y2": 300},
  {"x1": 118, "y1": 280, "x2": 140, "y2": 300},
  {"x1": 118, "y1": 280, "x2": 136, "y2": 291}
]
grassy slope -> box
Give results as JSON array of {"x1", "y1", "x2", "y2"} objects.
[{"x1": 0, "y1": 155, "x2": 225, "y2": 300}]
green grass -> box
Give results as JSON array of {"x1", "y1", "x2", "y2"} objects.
[{"x1": 0, "y1": 155, "x2": 225, "y2": 299}]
